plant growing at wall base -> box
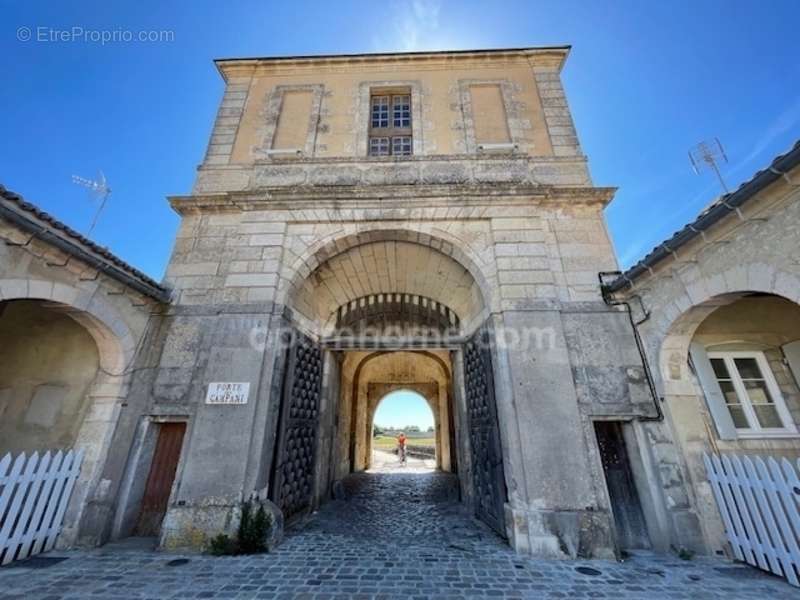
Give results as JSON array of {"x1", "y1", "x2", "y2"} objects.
[
  {"x1": 206, "y1": 499, "x2": 271, "y2": 556},
  {"x1": 238, "y1": 499, "x2": 269, "y2": 554},
  {"x1": 208, "y1": 533, "x2": 238, "y2": 556}
]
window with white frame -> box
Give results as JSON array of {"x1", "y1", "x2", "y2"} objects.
[
  {"x1": 371, "y1": 95, "x2": 389, "y2": 128},
  {"x1": 368, "y1": 92, "x2": 412, "y2": 156},
  {"x1": 392, "y1": 95, "x2": 411, "y2": 127},
  {"x1": 707, "y1": 351, "x2": 797, "y2": 435},
  {"x1": 368, "y1": 136, "x2": 390, "y2": 157}
]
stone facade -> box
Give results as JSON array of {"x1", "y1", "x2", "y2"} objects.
[
  {"x1": 611, "y1": 157, "x2": 800, "y2": 554},
  {"x1": 125, "y1": 47, "x2": 696, "y2": 558},
  {"x1": 2, "y1": 47, "x2": 758, "y2": 562}
]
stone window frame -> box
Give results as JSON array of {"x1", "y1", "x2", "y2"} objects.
[
  {"x1": 256, "y1": 84, "x2": 324, "y2": 159},
  {"x1": 356, "y1": 80, "x2": 424, "y2": 157},
  {"x1": 458, "y1": 79, "x2": 524, "y2": 154}
]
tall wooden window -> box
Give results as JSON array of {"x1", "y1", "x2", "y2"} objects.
[
  {"x1": 707, "y1": 351, "x2": 797, "y2": 436},
  {"x1": 369, "y1": 91, "x2": 412, "y2": 156}
]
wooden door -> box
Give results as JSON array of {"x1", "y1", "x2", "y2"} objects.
[
  {"x1": 463, "y1": 326, "x2": 508, "y2": 538},
  {"x1": 595, "y1": 421, "x2": 651, "y2": 549},
  {"x1": 135, "y1": 422, "x2": 186, "y2": 536},
  {"x1": 269, "y1": 331, "x2": 323, "y2": 522}
]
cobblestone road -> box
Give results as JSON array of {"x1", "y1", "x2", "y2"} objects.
[{"x1": 0, "y1": 451, "x2": 796, "y2": 599}]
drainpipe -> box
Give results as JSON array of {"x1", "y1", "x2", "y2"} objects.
[{"x1": 598, "y1": 271, "x2": 663, "y2": 422}]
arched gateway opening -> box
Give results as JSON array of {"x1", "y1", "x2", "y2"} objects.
[
  {"x1": 372, "y1": 390, "x2": 436, "y2": 468},
  {"x1": 267, "y1": 232, "x2": 509, "y2": 538}
]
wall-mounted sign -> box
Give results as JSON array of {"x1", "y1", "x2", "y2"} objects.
[{"x1": 205, "y1": 382, "x2": 250, "y2": 405}]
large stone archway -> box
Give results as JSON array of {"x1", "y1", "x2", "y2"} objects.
[
  {"x1": 270, "y1": 229, "x2": 512, "y2": 538},
  {"x1": 0, "y1": 279, "x2": 136, "y2": 546},
  {"x1": 280, "y1": 227, "x2": 497, "y2": 335}
]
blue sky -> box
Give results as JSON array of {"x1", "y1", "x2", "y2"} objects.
[
  {"x1": 2, "y1": 0, "x2": 799, "y2": 281},
  {"x1": 373, "y1": 390, "x2": 435, "y2": 431}
]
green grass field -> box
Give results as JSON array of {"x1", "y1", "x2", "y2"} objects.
[{"x1": 373, "y1": 435, "x2": 435, "y2": 449}]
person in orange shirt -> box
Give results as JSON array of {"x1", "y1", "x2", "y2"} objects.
[{"x1": 396, "y1": 432, "x2": 407, "y2": 464}]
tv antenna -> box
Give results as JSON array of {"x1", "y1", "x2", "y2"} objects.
[
  {"x1": 689, "y1": 138, "x2": 729, "y2": 193},
  {"x1": 71, "y1": 171, "x2": 112, "y2": 236}
]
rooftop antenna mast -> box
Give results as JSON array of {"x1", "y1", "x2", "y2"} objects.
[
  {"x1": 689, "y1": 138, "x2": 730, "y2": 193},
  {"x1": 71, "y1": 171, "x2": 112, "y2": 236}
]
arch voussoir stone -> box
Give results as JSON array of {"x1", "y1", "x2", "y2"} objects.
[{"x1": 282, "y1": 226, "x2": 497, "y2": 331}]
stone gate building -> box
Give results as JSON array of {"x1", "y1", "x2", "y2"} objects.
[{"x1": 1, "y1": 46, "x2": 798, "y2": 561}]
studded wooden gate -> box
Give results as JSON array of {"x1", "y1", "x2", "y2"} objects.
[
  {"x1": 463, "y1": 326, "x2": 508, "y2": 537},
  {"x1": 270, "y1": 330, "x2": 323, "y2": 521}
]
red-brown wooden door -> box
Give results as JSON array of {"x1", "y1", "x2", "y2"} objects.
[{"x1": 135, "y1": 422, "x2": 186, "y2": 536}]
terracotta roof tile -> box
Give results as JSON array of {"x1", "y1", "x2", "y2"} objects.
[{"x1": 0, "y1": 184, "x2": 169, "y2": 301}]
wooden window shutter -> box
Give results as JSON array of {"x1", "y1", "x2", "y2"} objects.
[
  {"x1": 689, "y1": 341, "x2": 738, "y2": 440},
  {"x1": 781, "y1": 340, "x2": 800, "y2": 388},
  {"x1": 272, "y1": 90, "x2": 313, "y2": 151},
  {"x1": 470, "y1": 84, "x2": 511, "y2": 144}
]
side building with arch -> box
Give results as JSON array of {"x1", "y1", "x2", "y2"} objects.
[
  {"x1": 0, "y1": 186, "x2": 170, "y2": 547},
  {"x1": 605, "y1": 140, "x2": 800, "y2": 554}
]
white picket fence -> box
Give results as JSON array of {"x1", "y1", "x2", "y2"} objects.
[
  {"x1": 703, "y1": 452, "x2": 800, "y2": 586},
  {"x1": 0, "y1": 449, "x2": 84, "y2": 565}
]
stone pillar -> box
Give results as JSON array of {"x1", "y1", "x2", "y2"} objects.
[
  {"x1": 450, "y1": 349, "x2": 473, "y2": 505},
  {"x1": 354, "y1": 380, "x2": 369, "y2": 471},
  {"x1": 63, "y1": 372, "x2": 128, "y2": 547},
  {"x1": 313, "y1": 350, "x2": 341, "y2": 507},
  {"x1": 242, "y1": 314, "x2": 287, "y2": 496},
  {"x1": 438, "y1": 382, "x2": 452, "y2": 472},
  {"x1": 159, "y1": 311, "x2": 277, "y2": 549},
  {"x1": 493, "y1": 309, "x2": 614, "y2": 558}
]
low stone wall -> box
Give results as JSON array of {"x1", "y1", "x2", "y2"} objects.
[{"x1": 406, "y1": 445, "x2": 435, "y2": 459}]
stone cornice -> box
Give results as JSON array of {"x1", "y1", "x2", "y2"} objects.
[
  {"x1": 215, "y1": 47, "x2": 570, "y2": 80},
  {"x1": 243, "y1": 153, "x2": 584, "y2": 167},
  {"x1": 168, "y1": 184, "x2": 616, "y2": 215},
  {"x1": 192, "y1": 154, "x2": 596, "y2": 194}
]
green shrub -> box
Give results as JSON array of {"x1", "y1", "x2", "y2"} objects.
[
  {"x1": 208, "y1": 533, "x2": 238, "y2": 556},
  {"x1": 207, "y1": 499, "x2": 271, "y2": 556},
  {"x1": 238, "y1": 500, "x2": 269, "y2": 554}
]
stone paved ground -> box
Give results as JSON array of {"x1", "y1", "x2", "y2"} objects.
[{"x1": 0, "y1": 451, "x2": 796, "y2": 599}]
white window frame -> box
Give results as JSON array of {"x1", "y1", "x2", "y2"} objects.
[
  {"x1": 707, "y1": 350, "x2": 798, "y2": 438},
  {"x1": 392, "y1": 95, "x2": 411, "y2": 128},
  {"x1": 371, "y1": 95, "x2": 390, "y2": 129},
  {"x1": 369, "y1": 136, "x2": 390, "y2": 157}
]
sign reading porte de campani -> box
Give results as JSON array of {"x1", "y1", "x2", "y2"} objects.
[{"x1": 205, "y1": 382, "x2": 250, "y2": 405}]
